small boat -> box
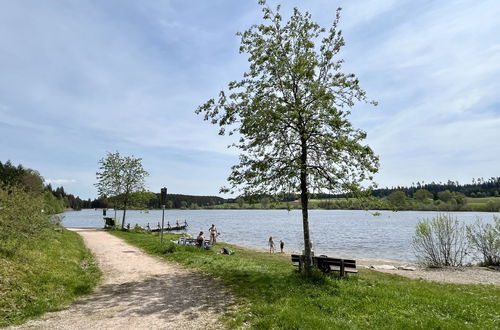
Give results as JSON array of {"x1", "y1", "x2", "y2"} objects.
[{"x1": 151, "y1": 220, "x2": 188, "y2": 232}]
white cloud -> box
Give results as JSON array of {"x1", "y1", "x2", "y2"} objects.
[{"x1": 1, "y1": 0, "x2": 499, "y2": 197}]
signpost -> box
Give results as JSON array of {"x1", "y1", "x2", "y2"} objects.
[{"x1": 160, "y1": 187, "x2": 167, "y2": 244}]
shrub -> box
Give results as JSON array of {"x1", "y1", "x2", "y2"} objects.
[
  {"x1": 467, "y1": 216, "x2": 500, "y2": 266},
  {"x1": 412, "y1": 214, "x2": 468, "y2": 267},
  {"x1": 0, "y1": 186, "x2": 53, "y2": 255},
  {"x1": 387, "y1": 191, "x2": 406, "y2": 207}
]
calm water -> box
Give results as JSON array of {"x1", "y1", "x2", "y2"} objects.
[{"x1": 62, "y1": 209, "x2": 498, "y2": 263}]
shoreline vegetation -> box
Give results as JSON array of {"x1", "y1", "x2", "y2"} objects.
[
  {"x1": 0, "y1": 161, "x2": 101, "y2": 327},
  {"x1": 0, "y1": 228, "x2": 101, "y2": 327},
  {"x1": 75, "y1": 195, "x2": 500, "y2": 213},
  {"x1": 109, "y1": 230, "x2": 499, "y2": 329}
]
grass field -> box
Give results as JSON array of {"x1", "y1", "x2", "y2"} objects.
[
  {"x1": 0, "y1": 229, "x2": 101, "y2": 327},
  {"x1": 111, "y1": 230, "x2": 500, "y2": 329}
]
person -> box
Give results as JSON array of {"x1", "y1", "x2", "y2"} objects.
[
  {"x1": 268, "y1": 236, "x2": 275, "y2": 253},
  {"x1": 280, "y1": 240, "x2": 284, "y2": 253},
  {"x1": 208, "y1": 224, "x2": 218, "y2": 245},
  {"x1": 218, "y1": 247, "x2": 234, "y2": 255},
  {"x1": 196, "y1": 231, "x2": 205, "y2": 247}
]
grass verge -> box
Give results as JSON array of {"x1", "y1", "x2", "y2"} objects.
[
  {"x1": 0, "y1": 228, "x2": 101, "y2": 327},
  {"x1": 111, "y1": 230, "x2": 499, "y2": 329}
]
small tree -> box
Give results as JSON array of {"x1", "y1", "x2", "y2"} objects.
[
  {"x1": 387, "y1": 190, "x2": 406, "y2": 207},
  {"x1": 413, "y1": 189, "x2": 432, "y2": 203},
  {"x1": 236, "y1": 197, "x2": 245, "y2": 208},
  {"x1": 467, "y1": 216, "x2": 500, "y2": 266},
  {"x1": 412, "y1": 214, "x2": 468, "y2": 267},
  {"x1": 196, "y1": 1, "x2": 378, "y2": 272},
  {"x1": 95, "y1": 152, "x2": 149, "y2": 229},
  {"x1": 437, "y1": 190, "x2": 453, "y2": 203}
]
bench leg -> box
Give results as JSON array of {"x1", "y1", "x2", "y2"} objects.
[{"x1": 340, "y1": 260, "x2": 345, "y2": 277}]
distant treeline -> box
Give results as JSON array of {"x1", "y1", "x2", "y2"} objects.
[
  {"x1": 5, "y1": 158, "x2": 497, "y2": 211},
  {"x1": 145, "y1": 193, "x2": 226, "y2": 209},
  {"x1": 371, "y1": 178, "x2": 500, "y2": 199},
  {"x1": 327, "y1": 177, "x2": 500, "y2": 199}
]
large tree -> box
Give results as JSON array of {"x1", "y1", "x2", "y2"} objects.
[
  {"x1": 196, "y1": 1, "x2": 379, "y2": 272},
  {"x1": 95, "y1": 152, "x2": 149, "y2": 229}
]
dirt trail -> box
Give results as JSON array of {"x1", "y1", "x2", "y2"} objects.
[{"x1": 9, "y1": 228, "x2": 232, "y2": 330}]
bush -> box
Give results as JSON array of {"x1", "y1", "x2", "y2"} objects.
[
  {"x1": 467, "y1": 216, "x2": 500, "y2": 266},
  {"x1": 412, "y1": 214, "x2": 468, "y2": 267},
  {"x1": 387, "y1": 191, "x2": 406, "y2": 207},
  {"x1": 0, "y1": 186, "x2": 53, "y2": 255}
]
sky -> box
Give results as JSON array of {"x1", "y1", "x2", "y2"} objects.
[{"x1": 1, "y1": 0, "x2": 499, "y2": 199}]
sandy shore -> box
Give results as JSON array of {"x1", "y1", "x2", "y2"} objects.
[
  {"x1": 8, "y1": 228, "x2": 233, "y2": 330},
  {"x1": 268, "y1": 250, "x2": 500, "y2": 286}
]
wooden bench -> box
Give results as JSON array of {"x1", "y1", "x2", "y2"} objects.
[
  {"x1": 103, "y1": 217, "x2": 115, "y2": 229},
  {"x1": 291, "y1": 254, "x2": 357, "y2": 277}
]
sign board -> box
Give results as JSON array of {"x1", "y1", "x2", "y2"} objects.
[{"x1": 160, "y1": 187, "x2": 167, "y2": 206}]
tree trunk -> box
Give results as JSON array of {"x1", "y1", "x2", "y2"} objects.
[
  {"x1": 121, "y1": 197, "x2": 128, "y2": 230},
  {"x1": 300, "y1": 139, "x2": 313, "y2": 273}
]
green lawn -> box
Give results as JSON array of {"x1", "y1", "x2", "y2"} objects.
[
  {"x1": 0, "y1": 229, "x2": 101, "y2": 327},
  {"x1": 110, "y1": 230, "x2": 500, "y2": 329}
]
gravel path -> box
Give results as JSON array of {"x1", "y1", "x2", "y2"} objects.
[{"x1": 9, "y1": 228, "x2": 233, "y2": 330}]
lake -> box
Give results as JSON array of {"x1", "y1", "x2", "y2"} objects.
[{"x1": 62, "y1": 209, "x2": 498, "y2": 263}]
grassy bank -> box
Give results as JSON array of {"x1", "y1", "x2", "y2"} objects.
[
  {"x1": 0, "y1": 229, "x2": 101, "y2": 327},
  {"x1": 111, "y1": 230, "x2": 499, "y2": 329}
]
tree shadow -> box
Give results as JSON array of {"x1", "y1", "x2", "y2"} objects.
[{"x1": 72, "y1": 272, "x2": 231, "y2": 323}]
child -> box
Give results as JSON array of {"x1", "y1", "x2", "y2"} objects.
[
  {"x1": 280, "y1": 240, "x2": 284, "y2": 253},
  {"x1": 268, "y1": 236, "x2": 275, "y2": 253}
]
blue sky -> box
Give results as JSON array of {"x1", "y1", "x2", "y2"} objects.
[{"x1": 1, "y1": 0, "x2": 499, "y2": 199}]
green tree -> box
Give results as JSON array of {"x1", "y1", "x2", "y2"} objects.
[
  {"x1": 413, "y1": 189, "x2": 432, "y2": 203},
  {"x1": 260, "y1": 197, "x2": 270, "y2": 209},
  {"x1": 437, "y1": 190, "x2": 453, "y2": 203},
  {"x1": 95, "y1": 152, "x2": 149, "y2": 229},
  {"x1": 387, "y1": 191, "x2": 406, "y2": 207},
  {"x1": 196, "y1": 2, "x2": 378, "y2": 272},
  {"x1": 236, "y1": 197, "x2": 245, "y2": 208}
]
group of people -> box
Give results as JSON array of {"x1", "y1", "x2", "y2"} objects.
[
  {"x1": 196, "y1": 224, "x2": 219, "y2": 247},
  {"x1": 268, "y1": 236, "x2": 284, "y2": 253}
]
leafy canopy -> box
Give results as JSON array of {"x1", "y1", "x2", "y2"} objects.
[
  {"x1": 196, "y1": 1, "x2": 378, "y2": 197},
  {"x1": 95, "y1": 151, "x2": 149, "y2": 205}
]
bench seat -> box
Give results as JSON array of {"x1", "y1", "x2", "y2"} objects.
[{"x1": 291, "y1": 254, "x2": 357, "y2": 276}]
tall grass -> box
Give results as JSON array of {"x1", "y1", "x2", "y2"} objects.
[
  {"x1": 111, "y1": 230, "x2": 500, "y2": 329},
  {"x1": 0, "y1": 229, "x2": 101, "y2": 327}
]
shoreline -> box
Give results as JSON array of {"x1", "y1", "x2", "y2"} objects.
[
  {"x1": 67, "y1": 226, "x2": 500, "y2": 286},
  {"x1": 192, "y1": 237, "x2": 500, "y2": 286},
  {"x1": 72, "y1": 207, "x2": 500, "y2": 213}
]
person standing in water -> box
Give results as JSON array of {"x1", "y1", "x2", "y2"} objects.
[
  {"x1": 268, "y1": 236, "x2": 275, "y2": 253},
  {"x1": 208, "y1": 224, "x2": 218, "y2": 245}
]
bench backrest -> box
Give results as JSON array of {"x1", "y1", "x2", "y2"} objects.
[
  {"x1": 318, "y1": 257, "x2": 356, "y2": 268},
  {"x1": 291, "y1": 254, "x2": 356, "y2": 269}
]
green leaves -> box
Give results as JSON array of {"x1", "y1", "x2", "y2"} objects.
[
  {"x1": 197, "y1": 3, "x2": 378, "y2": 198},
  {"x1": 95, "y1": 151, "x2": 149, "y2": 200}
]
